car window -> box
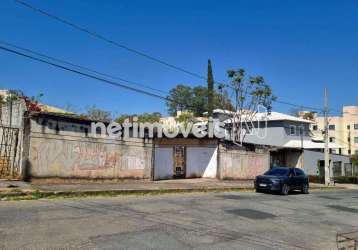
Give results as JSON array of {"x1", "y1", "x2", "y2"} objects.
[
  {"x1": 294, "y1": 168, "x2": 305, "y2": 176},
  {"x1": 288, "y1": 168, "x2": 295, "y2": 177},
  {"x1": 264, "y1": 168, "x2": 289, "y2": 176}
]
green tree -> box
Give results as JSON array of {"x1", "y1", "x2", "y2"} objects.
[
  {"x1": 351, "y1": 153, "x2": 358, "y2": 168},
  {"x1": 207, "y1": 59, "x2": 214, "y2": 116},
  {"x1": 166, "y1": 84, "x2": 233, "y2": 116},
  {"x1": 86, "y1": 105, "x2": 112, "y2": 121},
  {"x1": 115, "y1": 112, "x2": 161, "y2": 124},
  {"x1": 137, "y1": 112, "x2": 161, "y2": 123},
  {"x1": 191, "y1": 86, "x2": 209, "y2": 116},
  {"x1": 303, "y1": 112, "x2": 315, "y2": 120},
  {"x1": 222, "y1": 68, "x2": 276, "y2": 143},
  {"x1": 166, "y1": 84, "x2": 193, "y2": 116},
  {"x1": 175, "y1": 111, "x2": 197, "y2": 126}
]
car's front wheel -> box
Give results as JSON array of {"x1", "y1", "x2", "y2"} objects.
[
  {"x1": 301, "y1": 183, "x2": 309, "y2": 194},
  {"x1": 281, "y1": 184, "x2": 289, "y2": 195}
]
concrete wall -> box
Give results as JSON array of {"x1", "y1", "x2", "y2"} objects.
[
  {"x1": 218, "y1": 145, "x2": 270, "y2": 179},
  {"x1": 303, "y1": 149, "x2": 351, "y2": 176},
  {"x1": 25, "y1": 115, "x2": 153, "y2": 179}
]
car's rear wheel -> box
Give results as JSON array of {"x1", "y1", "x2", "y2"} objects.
[
  {"x1": 281, "y1": 184, "x2": 289, "y2": 195},
  {"x1": 301, "y1": 183, "x2": 309, "y2": 194}
]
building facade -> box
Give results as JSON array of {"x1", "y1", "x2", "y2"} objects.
[
  {"x1": 216, "y1": 110, "x2": 351, "y2": 177},
  {"x1": 312, "y1": 106, "x2": 358, "y2": 156}
]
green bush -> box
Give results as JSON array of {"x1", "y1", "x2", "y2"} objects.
[
  {"x1": 309, "y1": 175, "x2": 324, "y2": 184},
  {"x1": 333, "y1": 176, "x2": 358, "y2": 184}
]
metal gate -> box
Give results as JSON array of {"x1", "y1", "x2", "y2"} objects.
[{"x1": 0, "y1": 125, "x2": 20, "y2": 178}]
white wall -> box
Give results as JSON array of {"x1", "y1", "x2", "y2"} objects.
[
  {"x1": 186, "y1": 147, "x2": 217, "y2": 178},
  {"x1": 154, "y1": 147, "x2": 173, "y2": 180},
  {"x1": 303, "y1": 149, "x2": 351, "y2": 176}
]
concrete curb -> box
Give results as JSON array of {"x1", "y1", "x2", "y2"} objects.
[{"x1": 0, "y1": 185, "x2": 346, "y2": 201}]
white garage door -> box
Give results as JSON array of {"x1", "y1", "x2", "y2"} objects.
[
  {"x1": 154, "y1": 147, "x2": 173, "y2": 180},
  {"x1": 186, "y1": 147, "x2": 217, "y2": 178}
]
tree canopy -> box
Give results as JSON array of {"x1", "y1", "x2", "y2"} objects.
[
  {"x1": 85, "y1": 105, "x2": 112, "y2": 121},
  {"x1": 166, "y1": 84, "x2": 233, "y2": 116},
  {"x1": 221, "y1": 68, "x2": 276, "y2": 143},
  {"x1": 115, "y1": 112, "x2": 161, "y2": 124}
]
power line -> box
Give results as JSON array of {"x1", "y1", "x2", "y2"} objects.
[
  {"x1": 13, "y1": 0, "x2": 207, "y2": 81},
  {"x1": 0, "y1": 39, "x2": 325, "y2": 115},
  {"x1": 0, "y1": 42, "x2": 221, "y2": 113},
  {"x1": 12, "y1": 0, "x2": 325, "y2": 112},
  {"x1": 0, "y1": 40, "x2": 169, "y2": 95},
  {"x1": 0, "y1": 44, "x2": 170, "y2": 101},
  {"x1": 273, "y1": 100, "x2": 323, "y2": 112}
]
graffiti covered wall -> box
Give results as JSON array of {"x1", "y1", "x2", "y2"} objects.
[
  {"x1": 27, "y1": 117, "x2": 152, "y2": 179},
  {"x1": 218, "y1": 145, "x2": 269, "y2": 179}
]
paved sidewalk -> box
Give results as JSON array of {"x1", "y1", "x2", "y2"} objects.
[
  {"x1": 33, "y1": 178, "x2": 254, "y2": 192},
  {"x1": 0, "y1": 178, "x2": 254, "y2": 199},
  {"x1": 0, "y1": 178, "x2": 353, "y2": 200}
]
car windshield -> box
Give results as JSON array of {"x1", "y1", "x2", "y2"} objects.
[{"x1": 264, "y1": 168, "x2": 289, "y2": 176}]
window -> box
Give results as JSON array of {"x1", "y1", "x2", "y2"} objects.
[
  {"x1": 354, "y1": 137, "x2": 358, "y2": 143},
  {"x1": 329, "y1": 137, "x2": 335, "y2": 143},
  {"x1": 295, "y1": 168, "x2": 305, "y2": 176},
  {"x1": 347, "y1": 125, "x2": 351, "y2": 130},
  {"x1": 329, "y1": 125, "x2": 335, "y2": 130},
  {"x1": 289, "y1": 125, "x2": 296, "y2": 135},
  {"x1": 348, "y1": 150, "x2": 351, "y2": 155},
  {"x1": 312, "y1": 125, "x2": 318, "y2": 131},
  {"x1": 298, "y1": 126, "x2": 304, "y2": 135},
  {"x1": 355, "y1": 124, "x2": 358, "y2": 130},
  {"x1": 348, "y1": 137, "x2": 351, "y2": 142},
  {"x1": 333, "y1": 161, "x2": 342, "y2": 177},
  {"x1": 355, "y1": 150, "x2": 358, "y2": 155}
]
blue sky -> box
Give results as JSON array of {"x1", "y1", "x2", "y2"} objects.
[{"x1": 0, "y1": 0, "x2": 357, "y2": 117}]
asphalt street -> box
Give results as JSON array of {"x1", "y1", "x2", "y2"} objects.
[{"x1": 0, "y1": 189, "x2": 358, "y2": 249}]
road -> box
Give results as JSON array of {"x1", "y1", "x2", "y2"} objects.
[{"x1": 0, "y1": 189, "x2": 358, "y2": 249}]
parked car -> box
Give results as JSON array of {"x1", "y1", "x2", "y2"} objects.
[{"x1": 255, "y1": 167, "x2": 309, "y2": 195}]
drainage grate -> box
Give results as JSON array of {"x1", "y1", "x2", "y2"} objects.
[
  {"x1": 225, "y1": 209, "x2": 276, "y2": 220},
  {"x1": 327, "y1": 205, "x2": 358, "y2": 213}
]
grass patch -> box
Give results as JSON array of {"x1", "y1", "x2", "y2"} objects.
[
  {"x1": 0, "y1": 187, "x2": 255, "y2": 201},
  {"x1": 0, "y1": 185, "x2": 344, "y2": 201}
]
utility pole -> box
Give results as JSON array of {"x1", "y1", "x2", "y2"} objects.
[
  {"x1": 207, "y1": 59, "x2": 214, "y2": 117},
  {"x1": 300, "y1": 106, "x2": 304, "y2": 169},
  {"x1": 324, "y1": 87, "x2": 330, "y2": 185}
]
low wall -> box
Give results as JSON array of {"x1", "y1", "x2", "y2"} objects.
[
  {"x1": 218, "y1": 145, "x2": 270, "y2": 179},
  {"x1": 25, "y1": 116, "x2": 153, "y2": 180},
  {"x1": 303, "y1": 149, "x2": 351, "y2": 176}
]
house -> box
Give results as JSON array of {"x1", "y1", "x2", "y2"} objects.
[
  {"x1": 214, "y1": 109, "x2": 352, "y2": 178},
  {"x1": 0, "y1": 98, "x2": 269, "y2": 181},
  {"x1": 1, "y1": 90, "x2": 349, "y2": 182}
]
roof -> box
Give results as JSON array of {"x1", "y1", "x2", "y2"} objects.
[
  {"x1": 223, "y1": 111, "x2": 313, "y2": 124},
  {"x1": 29, "y1": 111, "x2": 109, "y2": 124},
  {"x1": 283, "y1": 140, "x2": 342, "y2": 149},
  {"x1": 38, "y1": 104, "x2": 74, "y2": 114}
]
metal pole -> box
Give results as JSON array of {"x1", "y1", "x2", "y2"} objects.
[
  {"x1": 301, "y1": 125, "x2": 304, "y2": 169},
  {"x1": 324, "y1": 87, "x2": 330, "y2": 185}
]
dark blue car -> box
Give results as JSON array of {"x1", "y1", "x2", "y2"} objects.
[{"x1": 255, "y1": 167, "x2": 309, "y2": 195}]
